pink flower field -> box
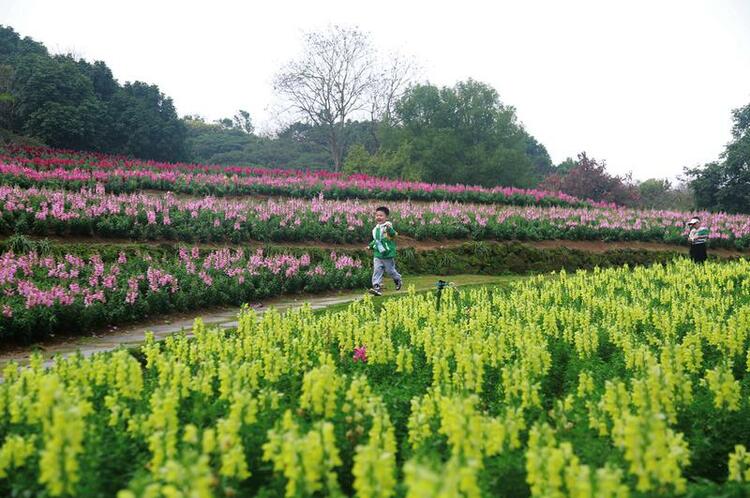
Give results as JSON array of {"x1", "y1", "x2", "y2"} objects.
[
  {"x1": 1, "y1": 184, "x2": 748, "y2": 249},
  {"x1": 0, "y1": 145, "x2": 597, "y2": 207},
  {"x1": 0, "y1": 246, "x2": 366, "y2": 340}
]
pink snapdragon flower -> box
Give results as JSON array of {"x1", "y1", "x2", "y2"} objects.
[{"x1": 353, "y1": 345, "x2": 368, "y2": 363}]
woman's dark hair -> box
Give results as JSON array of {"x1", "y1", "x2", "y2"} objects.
[{"x1": 376, "y1": 206, "x2": 390, "y2": 216}]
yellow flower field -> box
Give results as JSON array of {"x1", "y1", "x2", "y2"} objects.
[{"x1": 1, "y1": 259, "x2": 750, "y2": 497}]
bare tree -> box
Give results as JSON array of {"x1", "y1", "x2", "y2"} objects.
[
  {"x1": 274, "y1": 26, "x2": 377, "y2": 171},
  {"x1": 368, "y1": 53, "x2": 419, "y2": 147},
  {"x1": 371, "y1": 53, "x2": 419, "y2": 124}
]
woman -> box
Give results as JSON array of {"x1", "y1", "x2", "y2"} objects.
[{"x1": 687, "y1": 217, "x2": 709, "y2": 263}]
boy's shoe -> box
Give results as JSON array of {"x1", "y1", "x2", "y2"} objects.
[
  {"x1": 368, "y1": 287, "x2": 382, "y2": 296},
  {"x1": 395, "y1": 280, "x2": 402, "y2": 291}
]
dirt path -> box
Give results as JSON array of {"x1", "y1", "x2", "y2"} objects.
[{"x1": 0, "y1": 274, "x2": 514, "y2": 370}]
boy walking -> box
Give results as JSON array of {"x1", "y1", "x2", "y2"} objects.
[
  {"x1": 687, "y1": 217, "x2": 709, "y2": 263},
  {"x1": 368, "y1": 206, "x2": 402, "y2": 296}
]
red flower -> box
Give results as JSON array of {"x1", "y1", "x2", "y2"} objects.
[{"x1": 353, "y1": 345, "x2": 367, "y2": 363}]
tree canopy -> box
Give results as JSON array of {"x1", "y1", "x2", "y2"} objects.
[
  {"x1": 365, "y1": 79, "x2": 551, "y2": 187},
  {"x1": 686, "y1": 103, "x2": 750, "y2": 214},
  {"x1": 0, "y1": 25, "x2": 186, "y2": 161}
]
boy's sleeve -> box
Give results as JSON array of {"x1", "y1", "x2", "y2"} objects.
[
  {"x1": 368, "y1": 240, "x2": 375, "y2": 249},
  {"x1": 387, "y1": 226, "x2": 397, "y2": 237}
]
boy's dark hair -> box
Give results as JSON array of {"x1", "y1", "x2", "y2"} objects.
[{"x1": 376, "y1": 206, "x2": 390, "y2": 217}]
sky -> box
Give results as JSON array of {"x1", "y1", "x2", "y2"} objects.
[{"x1": 2, "y1": 0, "x2": 749, "y2": 181}]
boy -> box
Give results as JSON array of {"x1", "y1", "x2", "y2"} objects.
[
  {"x1": 367, "y1": 206, "x2": 402, "y2": 296},
  {"x1": 687, "y1": 217, "x2": 709, "y2": 263}
]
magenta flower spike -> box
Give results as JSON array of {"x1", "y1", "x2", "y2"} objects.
[{"x1": 353, "y1": 345, "x2": 367, "y2": 363}]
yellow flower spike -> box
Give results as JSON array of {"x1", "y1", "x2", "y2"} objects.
[
  {"x1": 0, "y1": 434, "x2": 36, "y2": 479},
  {"x1": 182, "y1": 424, "x2": 198, "y2": 445},
  {"x1": 37, "y1": 394, "x2": 91, "y2": 497},
  {"x1": 404, "y1": 456, "x2": 480, "y2": 498},
  {"x1": 299, "y1": 360, "x2": 342, "y2": 419},
  {"x1": 526, "y1": 422, "x2": 631, "y2": 498},
  {"x1": 263, "y1": 411, "x2": 342, "y2": 497},
  {"x1": 201, "y1": 428, "x2": 216, "y2": 456},
  {"x1": 2, "y1": 361, "x2": 20, "y2": 384},
  {"x1": 577, "y1": 371, "x2": 595, "y2": 398},
  {"x1": 728, "y1": 444, "x2": 750, "y2": 482},
  {"x1": 407, "y1": 391, "x2": 439, "y2": 449},
  {"x1": 705, "y1": 362, "x2": 742, "y2": 411}
]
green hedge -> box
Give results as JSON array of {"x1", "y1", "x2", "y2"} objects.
[
  {"x1": 2, "y1": 236, "x2": 721, "y2": 275},
  {"x1": 395, "y1": 241, "x2": 694, "y2": 275}
]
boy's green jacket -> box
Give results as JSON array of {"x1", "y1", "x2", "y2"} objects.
[{"x1": 369, "y1": 223, "x2": 397, "y2": 259}]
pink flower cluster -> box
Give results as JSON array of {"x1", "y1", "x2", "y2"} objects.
[
  {"x1": 330, "y1": 251, "x2": 363, "y2": 271},
  {"x1": 353, "y1": 345, "x2": 368, "y2": 363},
  {"x1": 495, "y1": 205, "x2": 750, "y2": 241},
  {"x1": 0, "y1": 144, "x2": 592, "y2": 207},
  {"x1": 0, "y1": 247, "x2": 363, "y2": 314}
]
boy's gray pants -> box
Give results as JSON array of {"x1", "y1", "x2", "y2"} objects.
[{"x1": 372, "y1": 257, "x2": 401, "y2": 288}]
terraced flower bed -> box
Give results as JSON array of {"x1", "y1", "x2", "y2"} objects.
[
  {"x1": 2, "y1": 185, "x2": 749, "y2": 249},
  {"x1": 0, "y1": 145, "x2": 596, "y2": 207},
  {"x1": 0, "y1": 246, "x2": 366, "y2": 340}
]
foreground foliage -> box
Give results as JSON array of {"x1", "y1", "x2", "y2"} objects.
[{"x1": 1, "y1": 260, "x2": 750, "y2": 496}]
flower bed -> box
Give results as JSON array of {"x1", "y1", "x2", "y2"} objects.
[
  {"x1": 2, "y1": 185, "x2": 750, "y2": 249},
  {"x1": 0, "y1": 246, "x2": 366, "y2": 341},
  {"x1": 0, "y1": 145, "x2": 595, "y2": 207},
  {"x1": 0, "y1": 260, "x2": 749, "y2": 496}
]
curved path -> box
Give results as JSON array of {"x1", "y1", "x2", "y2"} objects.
[{"x1": 0, "y1": 274, "x2": 518, "y2": 369}]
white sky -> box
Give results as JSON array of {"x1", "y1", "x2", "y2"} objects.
[{"x1": 2, "y1": 0, "x2": 749, "y2": 181}]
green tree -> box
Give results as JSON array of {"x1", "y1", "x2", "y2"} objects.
[
  {"x1": 555, "y1": 157, "x2": 578, "y2": 175},
  {"x1": 12, "y1": 54, "x2": 105, "y2": 149},
  {"x1": 686, "y1": 103, "x2": 750, "y2": 213},
  {"x1": 0, "y1": 25, "x2": 188, "y2": 162},
  {"x1": 77, "y1": 59, "x2": 118, "y2": 101},
  {"x1": 524, "y1": 134, "x2": 554, "y2": 180},
  {"x1": 637, "y1": 178, "x2": 694, "y2": 211},
  {"x1": 377, "y1": 142, "x2": 422, "y2": 180},
  {"x1": 215, "y1": 117, "x2": 234, "y2": 130},
  {"x1": 185, "y1": 118, "x2": 249, "y2": 161},
  {"x1": 0, "y1": 25, "x2": 46, "y2": 63},
  {"x1": 184, "y1": 118, "x2": 335, "y2": 169},
  {"x1": 232, "y1": 109, "x2": 254, "y2": 134},
  {"x1": 343, "y1": 144, "x2": 375, "y2": 175},
  {"x1": 107, "y1": 82, "x2": 187, "y2": 161},
  {"x1": 382, "y1": 79, "x2": 544, "y2": 187},
  {"x1": 638, "y1": 178, "x2": 672, "y2": 209},
  {"x1": 0, "y1": 64, "x2": 14, "y2": 128}
]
